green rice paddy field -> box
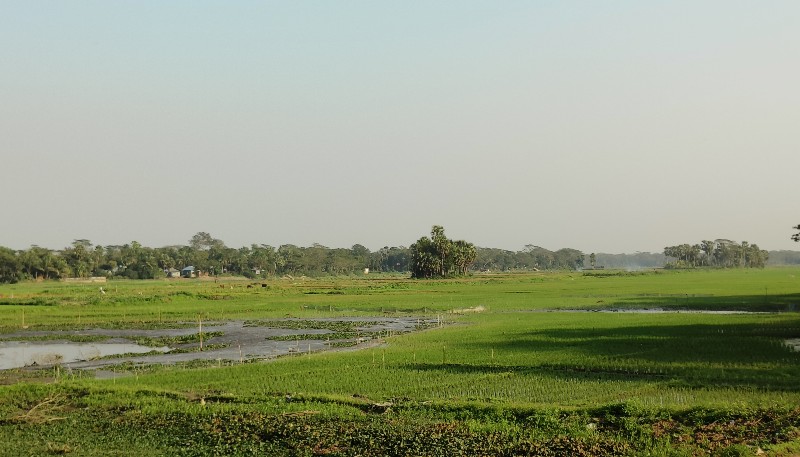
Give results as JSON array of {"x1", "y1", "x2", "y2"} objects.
[{"x1": 2, "y1": 268, "x2": 800, "y2": 456}]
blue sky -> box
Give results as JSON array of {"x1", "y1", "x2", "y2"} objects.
[{"x1": 1, "y1": 1, "x2": 798, "y2": 253}]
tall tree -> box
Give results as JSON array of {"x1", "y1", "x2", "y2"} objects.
[
  {"x1": 189, "y1": 232, "x2": 222, "y2": 251},
  {"x1": 431, "y1": 225, "x2": 450, "y2": 277},
  {"x1": 410, "y1": 236, "x2": 438, "y2": 278},
  {"x1": 665, "y1": 238, "x2": 767, "y2": 269},
  {"x1": 700, "y1": 240, "x2": 716, "y2": 266},
  {"x1": 410, "y1": 226, "x2": 476, "y2": 278},
  {"x1": 0, "y1": 247, "x2": 21, "y2": 283},
  {"x1": 451, "y1": 240, "x2": 477, "y2": 275}
]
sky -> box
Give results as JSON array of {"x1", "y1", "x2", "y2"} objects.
[{"x1": 1, "y1": 1, "x2": 798, "y2": 254}]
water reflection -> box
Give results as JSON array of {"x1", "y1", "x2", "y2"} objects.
[{"x1": 0, "y1": 341, "x2": 169, "y2": 369}]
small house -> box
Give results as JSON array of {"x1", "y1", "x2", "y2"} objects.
[
  {"x1": 166, "y1": 268, "x2": 181, "y2": 278},
  {"x1": 180, "y1": 266, "x2": 196, "y2": 278}
]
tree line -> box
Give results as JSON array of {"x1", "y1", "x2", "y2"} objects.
[
  {"x1": 2, "y1": 230, "x2": 790, "y2": 283},
  {"x1": 0, "y1": 229, "x2": 589, "y2": 283},
  {"x1": 663, "y1": 239, "x2": 768, "y2": 268}
]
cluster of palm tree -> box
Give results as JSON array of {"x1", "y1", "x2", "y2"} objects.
[
  {"x1": 473, "y1": 245, "x2": 585, "y2": 271},
  {"x1": 663, "y1": 239, "x2": 768, "y2": 268},
  {"x1": 409, "y1": 226, "x2": 477, "y2": 278}
]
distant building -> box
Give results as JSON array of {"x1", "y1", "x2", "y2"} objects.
[
  {"x1": 180, "y1": 266, "x2": 196, "y2": 278},
  {"x1": 165, "y1": 268, "x2": 181, "y2": 278}
]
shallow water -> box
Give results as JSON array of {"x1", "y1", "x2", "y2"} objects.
[
  {"x1": 0, "y1": 318, "x2": 435, "y2": 372},
  {"x1": 0, "y1": 342, "x2": 169, "y2": 369}
]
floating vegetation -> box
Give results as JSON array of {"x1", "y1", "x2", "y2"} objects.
[
  {"x1": 133, "y1": 331, "x2": 225, "y2": 348},
  {"x1": 244, "y1": 320, "x2": 384, "y2": 331}
]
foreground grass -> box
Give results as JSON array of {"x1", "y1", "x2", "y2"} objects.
[
  {"x1": 103, "y1": 311, "x2": 800, "y2": 409},
  {"x1": 2, "y1": 268, "x2": 800, "y2": 455}
]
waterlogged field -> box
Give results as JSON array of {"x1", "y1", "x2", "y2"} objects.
[{"x1": 2, "y1": 268, "x2": 800, "y2": 456}]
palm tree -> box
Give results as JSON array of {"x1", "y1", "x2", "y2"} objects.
[{"x1": 431, "y1": 225, "x2": 450, "y2": 277}]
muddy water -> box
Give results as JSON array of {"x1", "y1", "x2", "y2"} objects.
[
  {"x1": 0, "y1": 317, "x2": 435, "y2": 373},
  {"x1": 0, "y1": 341, "x2": 169, "y2": 370}
]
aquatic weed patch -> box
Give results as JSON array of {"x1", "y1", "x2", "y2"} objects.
[
  {"x1": 133, "y1": 331, "x2": 225, "y2": 348},
  {"x1": 243, "y1": 319, "x2": 384, "y2": 331},
  {"x1": 0, "y1": 334, "x2": 110, "y2": 343},
  {"x1": 265, "y1": 331, "x2": 380, "y2": 341}
]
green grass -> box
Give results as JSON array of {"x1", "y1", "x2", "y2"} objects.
[
  {"x1": 2, "y1": 268, "x2": 800, "y2": 455},
  {"x1": 1, "y1": 268, "x2": 798, "y2": 330},
  {"x1": 101, "y1": 311, "x2": 800, "y2": 408}
]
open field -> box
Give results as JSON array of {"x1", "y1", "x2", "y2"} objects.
[{"x1": 2, "y1": 268, "x2": 800, "y2": 455}]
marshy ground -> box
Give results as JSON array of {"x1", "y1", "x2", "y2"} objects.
[{"x1": 0, "y1": 317, "x2": 438, "y2": 375}]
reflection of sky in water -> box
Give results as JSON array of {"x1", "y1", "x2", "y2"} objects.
[{"x1": 0, "y1": 342, "x2": 168, "y2": 369}]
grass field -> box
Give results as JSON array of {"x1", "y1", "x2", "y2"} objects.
[{"x1": 2, "y1": 268, "x2": 800, "y2": 456}]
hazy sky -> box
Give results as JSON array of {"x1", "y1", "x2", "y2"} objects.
[{"x1": 2, "y1": 1, "x2": 798, "y2": 253}]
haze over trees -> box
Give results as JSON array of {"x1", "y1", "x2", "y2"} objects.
[
  {"x1": 663, "y1": 239, "x2": 768, "y2": 268},
  {"x1": 1, "y1": 230, "x2": 796, "y2": 284},
  {"x1": 0, "y1": 229, "x2": 590, "y2": 283},
  {"x1": 474, "y1": 245, "x2": 584, "y2": 272},
  {"x1": 590, "y1": 252, "x2": 666, "y2": 270}
]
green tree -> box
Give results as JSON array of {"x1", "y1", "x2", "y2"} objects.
[
  {"x1": 371, "y1": 246, "x2": 409, "y2": 272},
  {"x1": 189, "y1": 232, "x2": 222, "y2": 251},
  {"x1": 451, "y1": 240, "x2": 477, "y2": 275},
  {"x1": 554, "y1": 248, "x2": 584, "y2": 270},
  {"x1": 0, "y1": 247, "x2": 21, "y2": 283},
  {"x1": 62, "y1": 239, "x2": 95, "y2": 277},
  {"x1": 249, "y1": 244, "x2": 277, "y2": 276},
  {"x1": 410, "y1": 226, "x2": 476, "y2": 278},
  {"x1": 666, "y1": 239, "x2": 767, "y2": 269},
  {"x1": 700, "y1": 240, "x2": 715, "y2": 266},
  {"x1": 410, "y1": 236, "x2": 439, "y2": 278},
  {"x1": 431, "y1": 225, "x2": 450, "y2": 277},
  {"x1": 277, "y1": 244, "x2": 303, "y2": 275}
]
